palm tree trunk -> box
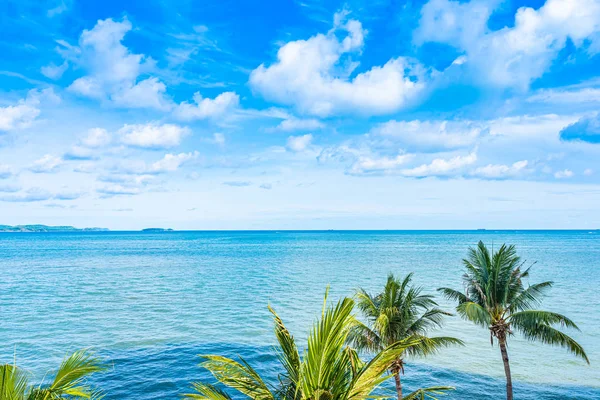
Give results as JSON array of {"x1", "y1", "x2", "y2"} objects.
[
  {"x1": 499, "y1": 339, "x2": 513, "y2": 400},
  {"x1": 393, "y1": 371, "x2": 403, "y2": 400}
]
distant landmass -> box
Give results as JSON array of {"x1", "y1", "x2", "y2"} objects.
[
  {"x1": 0, "y1": 224, "x2": 109, "y2": 232},
  {"x1": 141, "y1": 228, "x2": 174, "y2": 232}
]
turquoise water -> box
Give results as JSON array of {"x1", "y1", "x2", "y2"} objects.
[{"x1": 1, "y1": 231, "x2": 598, "y2": 399}]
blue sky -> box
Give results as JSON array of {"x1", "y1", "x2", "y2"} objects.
[{"x1": 1, "y1": 0, "x2": 600, "y2": 229}]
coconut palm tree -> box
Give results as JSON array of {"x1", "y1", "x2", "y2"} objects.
[
  {"x1": 348, "y1": 274, "x2": 463, "y2": 400},
  {"x1": 186, "y1": 290, "x2": 453, "y2": 400},
  {"x1": 439, "y1": 241, "x2": 589, "y2": 400},
  {"x1": 0, "y1": 349, "x2": 106, "y2": 400}
]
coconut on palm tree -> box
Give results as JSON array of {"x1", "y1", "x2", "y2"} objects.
[
  {"x1": 348, "y1": 273, "x2": 463, "y2": 400},
  {"x1": 439, "y1": 241, "x2": 589, "y2": 400},
  {"x1": 0, "y1": 349, "x2": 106, "y2": 400},
  {"x1": 186, "y1": 289, "x2": 454, "y2": 400}
]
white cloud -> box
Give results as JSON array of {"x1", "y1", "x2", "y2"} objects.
[
  {"x1": 416, "y1": 0, "x2": 600, "y2": 88},
  {"x1": 0, "y1": 164, "x2": 14, "y2": 179},
  {"x1": 41, "y1": 60, "x2": 69, "y2": 80},
  {"x1": 66, "y1": 18, "x2": 172, "y2": 110},
  {"x1": 0, "y1": 184, "x2": 20, "y2": 193},
  {"x1": 0, "y1": 187, "x2": 53, "y2": 202},
  {"x1": 249, "y1": 12, "x2": 427, "y2": 117},
  {"x1": 370, "y1": 120, "x2": 486, "y2": 151},
  {"x1": 471, "y1": 160, "x2": 529, "y2": 179},
  {"x1": 118, "y1": 123, "x2": 190, "y2": 149},
  {"x1": 30, "y1": 154, "x2": 63, "y2": 173},
  {"x1": 349, "y1": 154, "x2": 414, "y2": 175},
  {"x1": 0, "y1": 88, "x2": 57, "y2": 132},
  {"x1": 150, "y1": 152, "x2": 198, "y2": 173},
  {"x1": 81, "y1": 127, "x2": 111, "y2": 148},
  {"x1": 401, "y1": 151, "x2": 478, "y2": 177},
  {"x1": 287, "y1": 134, "x2": 313, "y2": 152},
  {"x1": 528, "y1": 87, "x2": 600, "y2": 104},
  {"x1": 276, "y1": 118, "x2": 324, "y2": 131},
  {"x1": 174, "y1": 91, "x2": 239, "y2": 121},
  {"x1": 584, "y1": 168, "x2": 594, "y2": 176},
  {"x1": 554, "y1": 169, "x2": 574, "y2": 179},
  {"x1": 97, "y1": 184, "x2": 141, "y2": 197},
  {"x1": 211, "y1": 133, "x2": 225, "y2": 146}
]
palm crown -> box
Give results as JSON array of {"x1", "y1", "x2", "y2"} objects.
[
  {"x1": 0, "y1": 349, "x2": 106, "y2": 400},
  {"x1": 348, "y1": 274, "x2": 462, "y2": 399},
  {"x1": 186, "y1": 290, "x2": 453, "y2": 400},
  {"x1": 438, "y1": 241, "x2": 588, "y2": 400}
]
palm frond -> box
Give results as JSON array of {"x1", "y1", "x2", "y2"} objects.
[
  {"x1": 0, "y1": 364, "x2": 29, "y2": 400},
  {"x1": 515, "y1": 323, "x2": 589, "y2": 364},
  {"x1": 268, "y1": 305, "x2": 301, "y2": 400},
  {"x1": 509, "y1": 310, "x2": 579, "y2": 330},
  {"x1": 184, "y1": 382, "x2": 233, "y2": 400},
  {"x1": 347, "y1": 338, "x2": 422, "y2": 400},
  {"x1": 200, "y1": 355, "x2": 275, "y2": 399},
  {"x1": 403, "y1": 336, "x2": 465, "y2": 358},
  {"x1": 35, "y1": 349, "x2": 106, "y2": 400},
  {"x1": 456, "y1": 302, "x2": 490, "y2": 327}
]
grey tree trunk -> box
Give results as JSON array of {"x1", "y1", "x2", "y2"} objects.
[
  {"x1": 499, "y1": 339, "x2": 513, "y2": 400},
  {"x1": 394, "y1": 372, "x2": 402, "y2": 400}
]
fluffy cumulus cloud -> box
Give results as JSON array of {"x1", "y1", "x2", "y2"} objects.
[
  {"x1": 560, "y1": 115, "x2": 600, "y2": 143},
  {"x1": 349, "y1": 154, "x2": 414, "y2": 175},
  {"x1": 0, "y1": 88, "x2": 58, "y2": 132},
  {"x1": 118, "y1": 123, "x2": 190, "y2": 149},
  {"x1": 65, "y1": 18, "x2": 172, "y2": 110},
  {"x1": 416, "y1": 0, "x2": 600, "y2": 88},
  {"x1": 30, "y1": 154, "x2": 63, "y2": 173},
  {"x1": 250, "y1": 12, "x2": 427, "y2": 117},
  {"x1": 275, "y1": 118, "x2": 324, "y2": 132},
  {"x1": 81, "y1": 128, "x2": 112, "y2": 148},
  {"x1": 400, "y1": 151, "x2": 478, "y2": 177},
  {"x1": 471, "y1": 160, "x2": 529, "y2": 179},
  {"x1": 174, "y1": 92, "x2": 240, "y2": 121},
  {"x1": 554, "y1": 169, "x2": 574, "y2": 178},
  {"x1": 369, "y1": 120, "x2": 486, "y2": 152},
  {"x1": 0, "y1": 164, "x2": 14, "y2": 179},
  {"x1": 286, "y1": 134, "x2": 313, "y2": 152}
]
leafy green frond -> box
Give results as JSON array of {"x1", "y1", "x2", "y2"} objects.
[
  {"x1": 268, "y1": 305, "x2": 300, "y2": 396},
  {"x1": 507, "y1": 282, "x2": 553, "y2": 312},
  {"x1": 515, "y1": 324, "x2": 589, "y2": 364},
  {"x1": 403, "y1": 336, "x2": 465, "y2": 358},
  {"x1": 184, "y1": 382, "x2": 233, "y2": 400},
  {"x1": 0, "y1": 364, "x2": 28, "y2": 400},
  {"x1": 347, "y1": 338, "x2": 422, "y2": 400},
  {"x1": 200, "y1": 355, "x2": 275, "y2": 400},
  {"x1": 301, "y1": 297, "x2": 355, "y2": 399},
  {"x1": 347, "y1": 319, "x2": 383, "y2": 353},
  {"x1": 510, "y1": 310, "x2": 580, "y2": 331},
  {"x1": 37, "y1": 349, "x2": 106, "y2": 400},
  {"x1": 402, "y1": 386, "x2": 455, "y2": 399},
  {"x1": 456, "y1": 302, "x2": 491, "y2": 327},
  {"x1": 437, "y1": 288, "x2": 468, "y2": 304}
]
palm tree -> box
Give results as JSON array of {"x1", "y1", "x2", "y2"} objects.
[
  {"x1": 186, "y1": 289, "x2": 454, "y2": 400},
  {"x1": 439, "y1": 241, "x2": 589, "y2": 400},
  {"x1": 348, "y1": 274, "x2": 463, "y2": 400},
  {"x1": 0, "y1": 349, "x2": 106, "y2": 400}
]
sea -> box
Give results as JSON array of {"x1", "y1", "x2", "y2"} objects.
[{"x1": 1, "y1": 230, "x2": 599, "y2": 399}]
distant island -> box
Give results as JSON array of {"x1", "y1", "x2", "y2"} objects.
[
  {"x1": 141, "y1": 228, "x2": 174, "y2": 232},
  {"x1": 0, "y1": 225, "x2": 109, "y2": 232}
]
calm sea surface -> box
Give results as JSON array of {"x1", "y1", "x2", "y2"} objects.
[{"x1": 1, "y1": 231, "x2": 599, "y2": 399}]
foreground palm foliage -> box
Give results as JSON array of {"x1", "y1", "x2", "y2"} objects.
[
  {"x1": 349, "y1": 274, "x2": 463, "y2": 400},
  {"x1": 186, "y1": 291, "x2": 453, "y2": 400},
  {"x1": 439, "y1": 241, "x2": 589, "y2": 400},
  {"x1": 0, "y1": 349, "x2": 106, "y2": 400}
]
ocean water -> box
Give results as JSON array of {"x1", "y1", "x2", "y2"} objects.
[{"x1": 1, "y1": 230, "x2": 598, "y2": 399}]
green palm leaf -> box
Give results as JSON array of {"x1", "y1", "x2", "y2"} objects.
[
  {"x1": 0, "y1": 364, "x2": 29, "y2": 400},
  {"x1": 402, "y1": 386, "x2": 454, "y2": 399}
]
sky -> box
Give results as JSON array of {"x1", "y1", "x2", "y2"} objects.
[{"x1": 0, "y1": 0, "x2": 600, "y2": 229}]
